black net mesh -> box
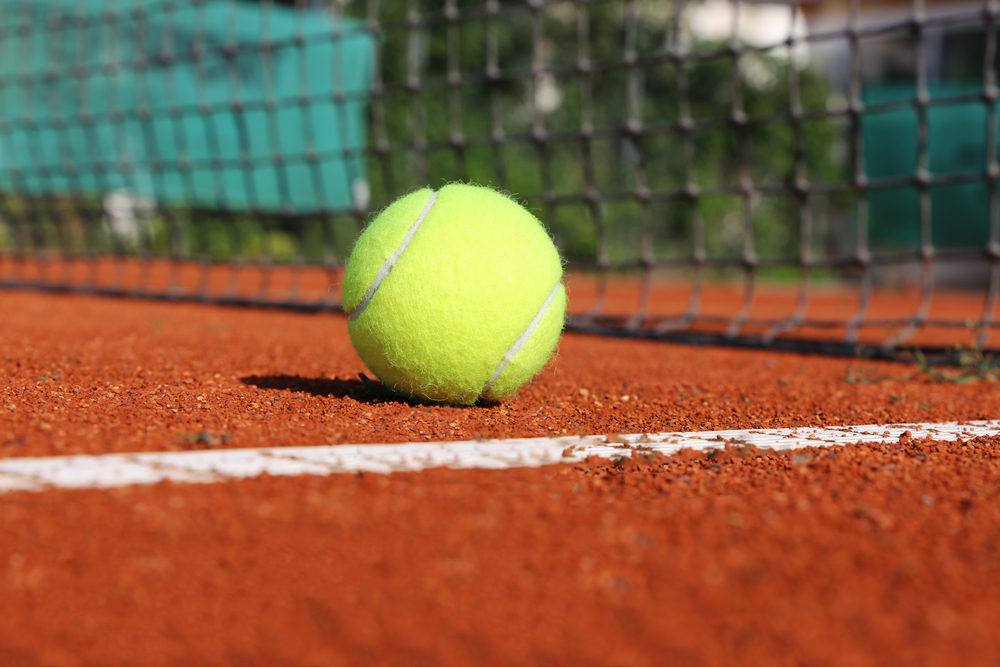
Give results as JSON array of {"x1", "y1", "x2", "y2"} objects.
[{"x1": 1, "y1": 0, "x2": 999, "y2": 362}]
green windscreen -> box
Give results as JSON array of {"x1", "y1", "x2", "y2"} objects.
[
  {"x1": 0, "y1": 0, "x2": 373, "y2": 214},
  {"x1": 863, "y1": 82, "x2": 993, "y2": 251}
]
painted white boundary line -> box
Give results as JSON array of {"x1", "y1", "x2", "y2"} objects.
[{"x1": 1, "y1": 420, "x2": 998, "y2": 493}]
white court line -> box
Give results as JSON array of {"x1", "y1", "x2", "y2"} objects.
[{"x1": 1, "y1": 420, "x2": 998, "y2": 493}]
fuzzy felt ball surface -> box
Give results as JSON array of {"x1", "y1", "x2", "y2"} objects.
[{"x1": 342, "y1": 183, "x2": 566, "y2": 405}]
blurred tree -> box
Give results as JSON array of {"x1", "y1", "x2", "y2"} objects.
[{"x1": 340, "y1": 0, "x2": 842, "y2": 265}]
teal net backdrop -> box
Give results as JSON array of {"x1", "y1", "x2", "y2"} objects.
[{"x1": 0, "y1": 0, "x2": 371, "y2": 213}]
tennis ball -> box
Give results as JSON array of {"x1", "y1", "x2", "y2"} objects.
[{"x1": 342, "y1": 183, "x2": 566, "y2": 405}]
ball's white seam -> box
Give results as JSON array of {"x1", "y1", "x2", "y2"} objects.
[
  {"x1": 479, "y1": 280, "x2": 562, "y2": 401},
  {"x1": 347, "y1": 190, "x2": 439, "y2": 322},
  {"x1": 0, "y1": 421, "x2": 997, "y2": 493}
]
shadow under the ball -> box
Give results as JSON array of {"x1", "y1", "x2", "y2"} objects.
[
  {"x1": 239, "y1": 373, "x2": 473, "y2": 408},
  {"x1": 240, "y1": 374, "x2": 361, "y2": 399}
]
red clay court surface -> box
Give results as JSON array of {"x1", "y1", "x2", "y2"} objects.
[{"x1": 2, "y1": 284, "x2": 1000, "y2": 665}]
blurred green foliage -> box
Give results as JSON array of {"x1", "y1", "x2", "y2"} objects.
[{"x1": 350, "y1": 0, "x2": 844, "y2": 266}]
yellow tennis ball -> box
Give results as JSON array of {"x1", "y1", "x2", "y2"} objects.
[{"x1": 342, "y1": 183, "x2": 566, "y2": 405}]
